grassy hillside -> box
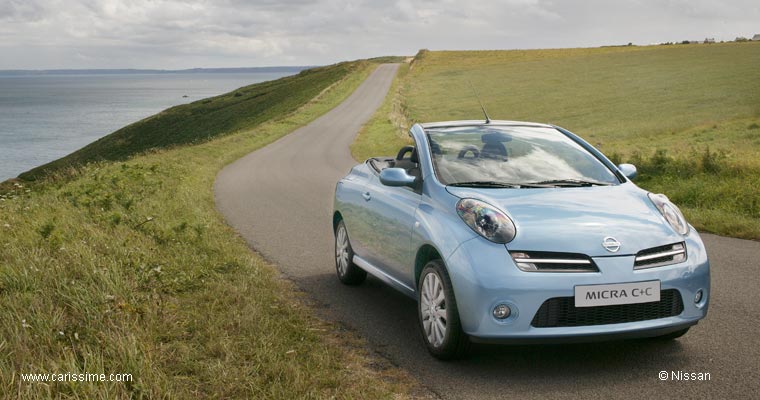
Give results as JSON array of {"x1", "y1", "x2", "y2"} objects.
[
  {"x1": 0, "y1": 61, "x2": 419, "y2": 398},
  {"x1": 359, "y1": 43, "x2": 760, "y2": 239},
  {"x1": 19, "y1": 62, "x2": 360, "y2": 180}
]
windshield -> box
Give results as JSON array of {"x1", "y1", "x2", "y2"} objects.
[{"x1": 425, "y1": 125, "x2": 619, "y2": 187}]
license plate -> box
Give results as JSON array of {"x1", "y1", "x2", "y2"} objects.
[{"x1": 574, "y1": 280, "x2": 660, "y2": 307}]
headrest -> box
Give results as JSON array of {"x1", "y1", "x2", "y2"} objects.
[{"x1": 481, "y1": 131, "x2": 512, "y2": 144}]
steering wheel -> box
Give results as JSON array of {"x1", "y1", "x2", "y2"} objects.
[
  {"x1": 458, "y1": 145, "x2": 480, "y2": 160},
  {"x1": 396, "y1": 145, "x2": 415, "y2": 161}
]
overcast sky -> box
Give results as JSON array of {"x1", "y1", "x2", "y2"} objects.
[{"x1": 1, "y1": 0, "x2": 758, "y2": 69}]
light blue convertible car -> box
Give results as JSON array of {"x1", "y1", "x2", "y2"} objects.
[{"x1": 333, "y1": 120, "x2": 710, "y2": 359}]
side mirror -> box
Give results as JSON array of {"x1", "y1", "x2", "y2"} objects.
[
  {"x1": 618, "y1": 163, "x2": 637, "y2": 180},
  {"x1": 379, "y1": 168, "x2": 417, "y2": 188}
]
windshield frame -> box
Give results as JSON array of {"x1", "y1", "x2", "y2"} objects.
[{"x1": 423, "y1": 124, "x2": 624, "y2": 188}]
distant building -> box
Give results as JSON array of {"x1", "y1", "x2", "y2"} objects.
[
  {"x1": 704, "y1": 38, "x2": 715, "y2": 44},
  {"x1": 752, "y1": 34, "x2": 760, "y2": 41}
]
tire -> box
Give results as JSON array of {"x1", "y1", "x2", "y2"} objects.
[
  {"x1": 417, "y1": 260, "x2": 470, "y2": 360},
  {"x1": 334, "y1": 220, "x2": 366, "y2": 285},
  {"x1": 655, "y1": 327, "x2": 690, "y2": 341}
]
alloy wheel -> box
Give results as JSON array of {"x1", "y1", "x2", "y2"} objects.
[
  {"x1": 335, "y1": 225, "x2": 350, "y2": 276},
  {"x1": 420, "y1": 272, "x2": 447, "y2": 347}
]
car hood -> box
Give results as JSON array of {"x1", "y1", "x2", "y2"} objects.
[{"x1": 446, "y1": 184, "x2": 683, "y2": 257}]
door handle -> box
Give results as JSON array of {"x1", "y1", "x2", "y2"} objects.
[{"x1": 362, "y1": 192, "x2": 371, "y2": 201}]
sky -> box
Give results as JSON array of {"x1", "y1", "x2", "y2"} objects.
[{"x1": 1, "y1": 0, "x2": 758, "y2": 69}]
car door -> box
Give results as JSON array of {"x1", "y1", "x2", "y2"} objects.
[
  {"x1": 335, "y1": 168, "x2": 373, "y2": 259},
  {"x1": 360, "y1": 172, "x2": 421, "y2": 288}
]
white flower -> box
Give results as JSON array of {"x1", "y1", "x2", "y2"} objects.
[{"x1": 21, "y1": 319, "x2": 31, "y2": 329}]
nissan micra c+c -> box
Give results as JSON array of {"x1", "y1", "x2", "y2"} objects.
[{"x1": 332, "y1": 120, "x2": 709, "y2": 359}]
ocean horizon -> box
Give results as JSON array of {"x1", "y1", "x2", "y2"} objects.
[{"x1": 0, "y1": 68, "x2": 306, "y2": 181}]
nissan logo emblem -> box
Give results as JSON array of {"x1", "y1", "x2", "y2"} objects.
[{"x1": 602, "y1": 236, "x2": 621, "y2": 252}]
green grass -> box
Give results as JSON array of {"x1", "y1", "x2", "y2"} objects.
[
  {"x1": 359, "y1": 43, "x2": 760, "y2": 239},
  {"x1": 0, "y1": 61, "x2": 418, "y2": 398}
]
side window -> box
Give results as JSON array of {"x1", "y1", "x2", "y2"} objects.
[{"x1": 406, "y1": 151, "x2": 421, "y2": 179}]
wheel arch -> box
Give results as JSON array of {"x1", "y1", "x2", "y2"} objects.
[
  {"x1": 332, "y1": 211, "x2": 343, "y2": 232},
  {"x1": 414, "y1": 244, "x2": 443, "y2": 288}
]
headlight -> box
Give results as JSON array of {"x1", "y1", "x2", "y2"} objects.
[
  {"x1": 648, "y1": 193, "x2": 689, "y2": 235},
  {"x1": 456, "y1": 198, "x2": 516, "y2": 243}
]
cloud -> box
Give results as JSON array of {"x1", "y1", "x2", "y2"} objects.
[
  {"x1": 0, "y1": 0, "x2": 758, "y2": 69},
  {"x1": 0, "y1": 0, "x2": 46, "y2": 21}
]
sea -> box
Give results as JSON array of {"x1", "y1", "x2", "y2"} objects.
[{"x1": 0, "y1": 69, "x2": 302, "y2": 181}]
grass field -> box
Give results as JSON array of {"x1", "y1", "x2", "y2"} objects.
[
  {"x1": 0, "y1": 61, "x2": 418, "y2": 398},
  {"x1": 358, "y1": 43, "x2": 760, "y2": 239}
]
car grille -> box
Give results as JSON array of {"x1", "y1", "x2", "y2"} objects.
[
  {"x1": 509, "y1": 251, "x2": 599, "y2": 272},
  {"x1": 531, "y1": 289, "x2": 684, "y2": 328},
  {"x1": 634, "y1": 242, "x2": 687, "y2": 269}
]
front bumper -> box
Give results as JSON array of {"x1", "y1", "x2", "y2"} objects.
[{"x1": 444, "y1": 231, "x2": 710, "y2": 342}]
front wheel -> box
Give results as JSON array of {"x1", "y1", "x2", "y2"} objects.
[
  {"x1": 418, "y1": 260, "x2": 470, "y2": 360},
  {"x1": 334, "y1": 220, "x2": 366, "y2": 285}
]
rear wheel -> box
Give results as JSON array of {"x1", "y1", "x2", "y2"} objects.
[
  {"x1": 418, "y1": 260, "x2": 470, "y2": 360},
  {"x1": 334, "y1": 220, "x2": 366, "y2": 285}
]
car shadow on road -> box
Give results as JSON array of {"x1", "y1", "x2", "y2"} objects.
[{"x1": 466, "y1": 338, "x2": 687, "y2": 369}]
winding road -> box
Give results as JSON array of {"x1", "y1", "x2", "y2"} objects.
[{"x1": 215, "y1": 64, "x2": 759, "y2": 399}]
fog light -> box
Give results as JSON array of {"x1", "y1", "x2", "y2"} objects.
[
  {"x1": 694, "y1": 290, "x2": 703, "y2": 303},
  {"x1": 493, "y1": 304, "x2": 511, "y2": 319}
]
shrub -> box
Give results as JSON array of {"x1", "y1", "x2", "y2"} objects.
[
  {"x1": 623, "y1": 147, "x2": 730, "y2": 180},
  {"x1": 700, "y1": 146, "x2": 726, "y2": 174}
]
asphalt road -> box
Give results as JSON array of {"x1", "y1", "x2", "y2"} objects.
[{"x1": 215, "y1": 64, "x2": 759, "y2": 399}]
